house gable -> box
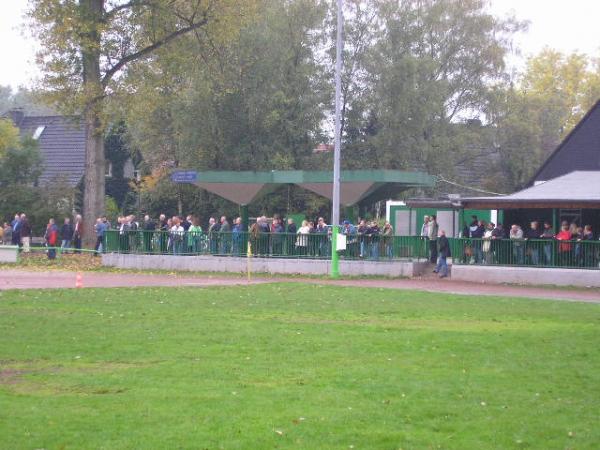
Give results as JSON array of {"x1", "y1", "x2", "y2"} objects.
[
  {"x1": 17, "y1": 115, "x2": 87, "y2": 186},
  {"x1": 531, "y1": 100, "x2": 600, "y2": 184}
]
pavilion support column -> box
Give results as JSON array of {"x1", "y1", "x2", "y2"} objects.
[
  {"x1": 344, "y1": 206, "x2": 357, "y2": 224},
  {"x1": 552, "y1": 208, "x2": 558, "y2": 232},
  {"x1": 241, "y1": 204, "x2": 249, "y2": 230}
]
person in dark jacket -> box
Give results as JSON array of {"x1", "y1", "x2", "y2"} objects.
[
  {"x1": 525, "y1": 221, "x2": 542, "y2": 265},
  {"x1": 470, "y1": 219, "x2": 485, "y2": 263},
  {"x1": 72, "y1": 214, "x2": 83, "y2": 253},
  {"x1": 11, "y1": 214, "x2": 21, "y2": 246},
  {"x1": 60, "y1": 217, "x2": 74, "y2": 253},
  {"x1": 20, "y1": 213, "x2": 32, "y2": 253},
  {"x1": 433, "y1": 230, "x2": 451, "y2": 278},
  {"x1": 142, "y1": 214, "x2": 156, "y2": 254},
  {"x1": 539, "y1": 221, "x2": 555, "y2": 265},
  {"x1": 285, "y1": 218, "x2": 297, "y2": 255}
]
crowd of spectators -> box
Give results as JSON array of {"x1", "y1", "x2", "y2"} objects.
[
  {"x1": 2, "y1": 210, "x2": 598, "y2": 267},
  {"x1": 456, "y1": 215, "x2": 599, "y2": 267},
  {"x1": 109, "y1": 213, "x2": 397, "y2": 259}
]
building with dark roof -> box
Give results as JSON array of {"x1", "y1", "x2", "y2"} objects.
[
  {"x1": 530, "y1": 99, "x2": 600, "y2": 185},
  {"x1": 8, "y1": 109, "x2": 86, "y2": 186},
  {"x1": 6, "y1": 111, "x2": 137, "y2": 208}
]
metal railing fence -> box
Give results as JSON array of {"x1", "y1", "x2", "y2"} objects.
[
  {"x1": 448, "y1": 237, "x2": 600, "y2": 270},
  {"x1": 103, "y1": 230, "x2": 428, "y2": 261}
]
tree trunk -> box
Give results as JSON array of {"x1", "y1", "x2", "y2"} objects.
[
  {"x1": 83, "y1": 110, "x2": 105, "y2": 248},
  {"x1": 80, "y1": 0, "x2": 105, "y2": 248}
]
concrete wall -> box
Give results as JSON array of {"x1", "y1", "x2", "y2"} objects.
[
  {"x1": 452, "y1": 265, "x2": 600, "y2": 288},
  {"x1": 102, "y1": 253, "x2": 428, "y2": 277},
  {"x1": 0, "y1": 246, "x2": 19, "y2": 263}
]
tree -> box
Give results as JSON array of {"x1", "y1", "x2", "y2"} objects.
[
  {"x1": 28, "y1": 0, "x2": 256, "y2": 244},
  {"x1": 334, "y1": 0, "x2": 524, "y2": 180},
  {"x1": 521, "y1": 48, "x2": 600, "y2": 153},
  {"x1": 0, "y1": 119, "x2": 21, "y2": 158}
]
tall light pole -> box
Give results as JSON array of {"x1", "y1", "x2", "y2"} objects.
[{"x1": 331, "y1": 0, "x2": 343, "y2": 279}]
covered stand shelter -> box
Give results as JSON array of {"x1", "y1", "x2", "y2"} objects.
[
  {"x1": 458, "y1": 171, "x2": 600, "y2": 231},
  {"x1": 190, "y1": 170, "x2": 436, "y2": 227}
]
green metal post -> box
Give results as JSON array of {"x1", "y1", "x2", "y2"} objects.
[
  {"x1": 241, "y1": 204, "x2": 249, "y2": 230},
  {"x1": 331, "y1": 225, "x2": 340, "y2": 278},
  {"x1": 552, "y1": 208, "x2": 558, "y2": 232}
]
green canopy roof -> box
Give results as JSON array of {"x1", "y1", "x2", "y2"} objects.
[{"x1": 192, "y1": 170, "x2": 435, "y2": 206}]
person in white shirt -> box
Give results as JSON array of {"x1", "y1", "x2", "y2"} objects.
[{"x1": 170, "y1": 217, "x2": 185, "y2": 255}]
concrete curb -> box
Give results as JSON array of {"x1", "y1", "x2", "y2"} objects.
[{"x1": 102, "y1": 253, "x2": 428, "y2": 277}]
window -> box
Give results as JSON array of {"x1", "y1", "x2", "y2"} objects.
[
  {"x1": 105, "y1": 162, "x2": 112, "y2": 177},
  {"x1": 32, "y1": 126, "x2": 45, "y2": 140}
]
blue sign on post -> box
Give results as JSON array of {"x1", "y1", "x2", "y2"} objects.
[{"x1": 171, "y1": 170, "x2": 198, "y2": 183}]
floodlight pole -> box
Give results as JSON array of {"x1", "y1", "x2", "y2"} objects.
[{"x1": 331, "y1": 0, "x2": 343, "y2": 279}]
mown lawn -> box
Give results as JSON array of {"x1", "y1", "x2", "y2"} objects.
[{"x1": 1, "y1": 284, "x2": 599, "y2": 449}]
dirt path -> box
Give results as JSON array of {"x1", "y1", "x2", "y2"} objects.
[{"x1": 0, "y1": 269, "x2": 599, "y2": 303}]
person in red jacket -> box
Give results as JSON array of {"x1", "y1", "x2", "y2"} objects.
[
  {"x1": 555, "y1": 221, "x2": 573, "y2": 266},
  {"x1": 45, "y1": 218, "x2": 59, "y2": 260}
]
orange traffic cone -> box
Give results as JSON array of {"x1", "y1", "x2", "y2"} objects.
[{"x1": 75, "y1": 272, "x2": 83, "y2": 289}]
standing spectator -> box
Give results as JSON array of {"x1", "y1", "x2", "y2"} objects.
[
  {"x1": 231, "y1": 217, "x2": 244, "y2": 255},
  {"x1": 482, "y1": 222, "x2": 494, "y2": 264},
  {"x1": 73, "y1": 214, "x2": 83, "y2": 253},
  {"x1": 20, "y1": 213, "x2": 32, "y2": 253},
  {"x1": 315, "y1": 217, "x2": 328, "y2": 256},
  {"x1": 295, "y1": 220, "x2": 310, "y2": 256},
  {"x1": 1, "y1": 222, "x2": 11, "y2": 245},
  {"x1": 428, "y1": 215, "x2": 439, "y2": 263},
  {"x1": 248, "y1": 221, "x2": 260, "y2": 256},
  {"x1": 208, "y1": 217, "x2": 220, "y2": 254},
  {"x1": 188, "y1": 217, "x2": 203, "y2": 254},
  {"x1": 11, "y1": 214, "x2": 21, "y2": 246},
  {"x1": 219, "y1": 215, "x2": 231, "y2": 254},
  {"x1": 342, "y1": 220, "x2": 358, "y2": 257},
  {"x1": 421, "y1": 215, "x2": 430, "y2": 257},
  {"x1": 0, "y1": 223, "x2": 3, "y2": 245},
  {"x1": 94, "y1": 217, "x2": 106, "y2": 255},
  {"x1": 367, "y1": 220, "x2": 380, "y2": 260},
  {"x1": 509, "y1": 224, "x2": 524, "y2": 265},
  {"x1": 118, "y1": 216, "x2": 131, "y2": 252},
  {"x1": 286, "y1": 218, "x2": 297, "y2": 255},
  {"x1": 580, "y1": 225, "x2": 595, "y2": 267},
  {"x1": 382, "y1": 221, "x2": 394, "y2": 259},
  {"x1": 525, "y1": 221, "x2": 542, "y2": 265},
  {"x1": 44, "y1": 218, "x2": 58, "y2": 260},
  {"x1": 421, "y1": 216, "x2": 430, "y2": 238},
  {"x1": 286, "y1": 218, "x2": 297, "y2": 234},
  {"x1": 433, "y1": 230, "x2": 451, "y2": 278},
  {"x1": 555, "y1": 221, "x2": 573, "y2": 266},
  {"x1": 271, "y1": 217, "x2": 285, "y2": 256},
  {"x1": 573, "y1": 226, "x2": 584, "y2": 266},
  {"x1": 158, "y1": 214, "x2": 169, "y2": 253},
  {"x1": 183, "y1": 215, "x2": 193, "y2": 231},
  {"x1": 470, "y1": 220, "x2": 485, "y2": 263},
  {"x1": 170, "y1": 217, "x2": 185, "y2": 255},
  {"x1": 539, "y1": 221, "x2": 555, "y2": 266},
  {"x1": 490, "y1": 223, "x2": 505, "y2": 264},
  {"x1": 357, "y1": 219, "x2": 368, "y2": 258},
  {"x1": 60, "y1": 217, "x2": 74, "y2": 253},
  {"x1": 142, "y1": 215, "x2": 156, "y2": 254}
]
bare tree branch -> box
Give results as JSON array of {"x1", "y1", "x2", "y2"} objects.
[{"x1": 101, "y1": 14, "x2": 209, "y2": 86}]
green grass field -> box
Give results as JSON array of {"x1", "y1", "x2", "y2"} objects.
[{"x1": 1, "y1": 284, "x2": 599, "y2": 449}]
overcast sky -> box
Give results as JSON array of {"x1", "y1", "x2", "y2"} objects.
[{"x1": 1, "y1": 0, "x2": 600, "y2": 90}]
